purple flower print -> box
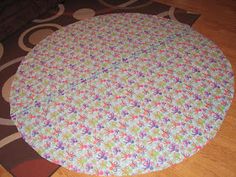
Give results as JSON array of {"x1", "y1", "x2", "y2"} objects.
[
  {"x1": 174, "y1": 77, "x2": 182, "y2": 83},
  {"x1": 163, "y1": 117, "x2": 170, "y2": 123},
  {"x1": 97, "y1": 123, "x2": 104, "y2": 130},
  {"x1": 139, "y1": 131, "x2": 147, "y2": 138},
  {"x1": 58, "y1": 89, "x2": 65, "y2": 96},
  {"x1": 132, "y1": 100, "x2": 141, "y2": 108},
  {"x1": 137, "y1": 72, "x2": 145, "y2": 77},
  {"x1": 80, "y1": 78, "x2": 86, "y2": 83},
  {"x1": 86, "y1": 163, "x2": 94, "y2": 171},
  {"x1": 124, "y1": 135, "x2": 134, "y2": 144},
  {"x1": 214, "y1": 113, "x2": 223, "y2": 121},
  {"x1": 56, "y1": 142, "x2": 64, "y2": 150},
  {"x1": 71, "y1": 138, "x2": 78, "y2": 144},
  {"x1": 143, "y1": 159, "x2": 154, "y2": 170},
  {"x1": 113, "y1": 147, "x2": 121, "y2": 155},
  {"x1": 158, "y1": 156, "x2": 167, "y2": 165},
  {"x1": 206, "y1": 124, "x2": 213, "y2": 131},
  {"x1": 153, "y1": 88, "x2": 162, "y2": 95},
  {"x1": 122, "y1": 58, "x2": 129, "y2": 63},
  {"x1": 144, "y1": 98, "x2": 152, "y2": 103},
  {"x1": 97, "y1": 150, "x2": 108, "y2": 160},
  {"x1": 102, "y1": 67, "x2": 109, "y2": 73},
  {"x1": 122, "y1": 110, "x2": 129, "y2": 117},
  {"x1": 128, "y1": 80, "x2": 135, "y2": 84},
  {"x1": 185, "y1": 103, "x2": 192, "y2": 110},
  {"x1": 81, "y1": 126, "x2": 91, "y2": 135},
  {"x1": 34, "y1": 101, "x2": 41, "y2": 107},
  {"x1": 185, "y1": 75, "x2": 192, "y2": 80},
  {"x1": 116, "y1": 83, "x2": 124, "y2": 89},
  {"x1": 194, "y1": 94, "x2": 202, "y2": 101},
  {"x1": 106, "y1": 91, "x2": 113, "y2": 96},
  {"x1": 172, "y1": 106, "x2": 181, "y2": 114},
  {"x1": 212, "y1": 82, "x2": 220, "y2": 89},
  {"x1": 44, "y1": 153, "x2": 51, "y2": 159},
  {"x1": 32, "y1": 130, "x2": 39, "y2": 136},
  {"x1": 192, "y1": 127, "x2": 202, "y2": 136},
  {"x1": 108, "y1": 113, "x2": 117, "y2": 121},
  {"x1": 192, "y1": 67, "x2": 200, "y2": 73},
  {"x1": 68, "y1": 106, "x2": 77, "y2": 114},
  {"x1": 149, "y1": 120, "x2": 159, "y2": 129},
  {"x1": 44, "y1": 120, "x2": 52, "y2": 127},
  {"x1": 169, "y1": 143, "x2": 179, "y2": 152},
  {"x1": 183, "y1": 139, "x2": 191, "y2": 147}
]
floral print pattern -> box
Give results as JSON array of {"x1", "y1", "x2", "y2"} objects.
[{"x1": 10, "y1": 13, "x2": 234, "y2": 176}]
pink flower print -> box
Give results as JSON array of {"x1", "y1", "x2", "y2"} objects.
[
  {"x1": 148, "y1": 136, "x2": 159, "y2": 144},
  {"x1": 78, "y1": 114, "x2": 86, "y2": 122},
  {"x1": 193, "y1": 144, "x2": 202, "y2": 151},
  {"x1": 66, "y1": 151, "x2": 76, "y2": 160},
  {"x1": 119, "y1": 122, "x2": 128, "y2": 130},
  {"x1": 137, "y1": 145, "x2": 145, "y2": 154},
  {"x1": 94, "y1": 94, "x2": 101, "y2": 101},
  {"x1": 29, "y1": 114, "x2": 36, "y2": 119},
  {"x1": 130, "y1": 160, "x2": 137, "y2": 168},
  {"x1": 122, "y1": 153, "x2": 132, "y2": 160},
  {"x1": 109, "y1": 161, "x2": 119, "y2": 172},
  {"x1": 93, "y1": 136, "x2": 102, "y2": 145},
  {"x1": 161, "y1": 130, "x2": 170, "y2": 138},
  {"x1": 137, "y1": 120, "x2": 144, "y2": 127}
]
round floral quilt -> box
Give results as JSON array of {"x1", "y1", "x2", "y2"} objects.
[{"x1": 10, "y1": 13, "x2": 234, "y2": 176}]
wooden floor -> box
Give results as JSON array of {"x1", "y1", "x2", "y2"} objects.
[{"x1": 52, "y1": 0, "x2": 236, "y2": 177}]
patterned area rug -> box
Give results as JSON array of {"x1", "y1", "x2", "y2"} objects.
[{"x1": 0, "y1": 0, "x2": 207, "y2": 177}]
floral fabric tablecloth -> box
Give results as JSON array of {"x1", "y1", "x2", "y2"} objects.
[{"x1": 10, "y1": 13, "x2": 234, "y2": 176}]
